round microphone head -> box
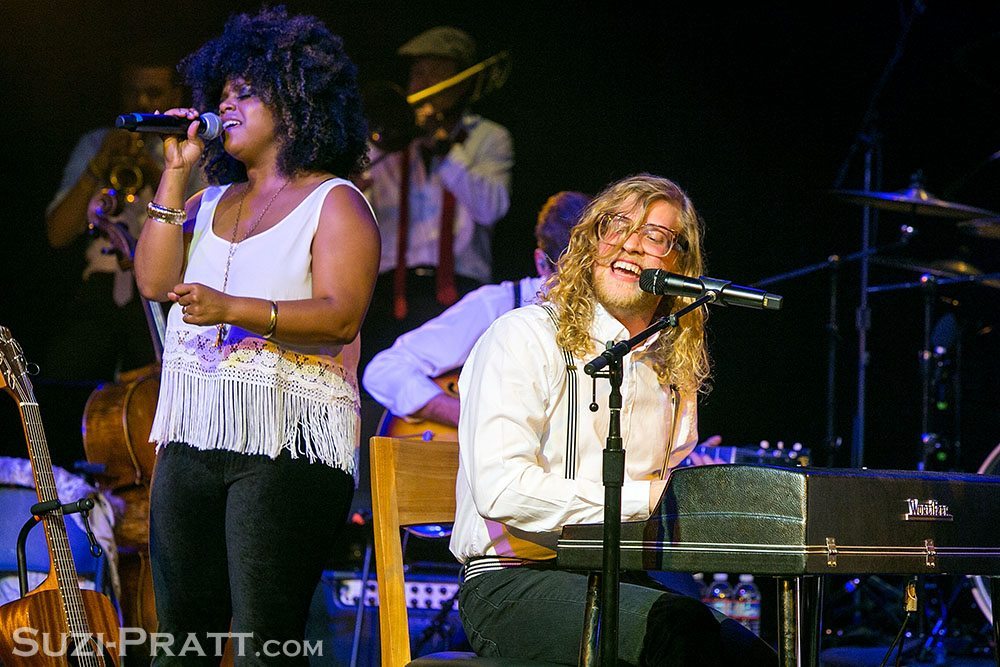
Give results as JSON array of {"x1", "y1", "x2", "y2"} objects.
[
  {"x1": 114, "y1": 113, "x2": 141, "y2": 131},
  {"x1": 639, "y1": 269, "x2": 661, "y2": 294},
  {"x1": 198, "y1": 113, "x2": 223, "y2": 141}
]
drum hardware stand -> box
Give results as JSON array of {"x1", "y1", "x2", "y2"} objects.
[
  {"x1": 413, "y1": 587, "x2": 461, "y2": 653},
  {"x1": 868, "y1": 273, "x2": 1000, "y2": 466},
  {"x1": 919, "y1": 275, "x2": 939, "y2": 472},
  {"x1": 754, "y1": 229, "x2": 914, "y2": 468},
  {"x1": 582, "y1": 294, "x2": 713, "y2": 667},
  {"x1": 865, "y1": 272, "x2": 1000, "y2": 658},
  {"x1": 876, "y1": 578, "x2": 918, "y2": 667},
  {"x1": 914, "y1": 575, "x2": 978, "y2": 663},
  {"x1": 831, "y1": 0, "x2": 925, "y2": 469},
  {"x1": 15, "y1": 496, "x2": 101, "y2": 598},
  {"x1": 916, "y1": 278, "x2": 965, "y2": 473},
  {"x1": 350, "y1": 519, "x2": 374, "y2": 667}
]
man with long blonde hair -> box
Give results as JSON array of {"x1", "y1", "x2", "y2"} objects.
[{"x1": 449, "y1": 174, "x2": 776, "y2": 664}]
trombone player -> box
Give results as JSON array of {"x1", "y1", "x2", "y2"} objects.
[{"x1": 360, "y1": 26, "x2": 514, "y2": 368}]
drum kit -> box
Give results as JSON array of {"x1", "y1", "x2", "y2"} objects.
[
  {"x1": 826, "y1": 177, "x2": 1000, "y2": 653},
  {"x1": 829, "y1": 174, "x2": 999, "y2": 470},
  {"x1": 833, "y1": 177, "x2": 1000, "y2": 292}
]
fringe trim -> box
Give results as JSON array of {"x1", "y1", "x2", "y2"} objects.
[{"x1": 150, "y1": 367, "x2": 360, "y2": 479}]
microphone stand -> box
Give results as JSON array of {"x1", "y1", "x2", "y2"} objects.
[{"x1": 583, "y1": 294, "x2": 714, "y2": 667}]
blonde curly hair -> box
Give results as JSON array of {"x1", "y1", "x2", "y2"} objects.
[{"x1": 544, "y1": 174, "x2": 710, "y2": 392}]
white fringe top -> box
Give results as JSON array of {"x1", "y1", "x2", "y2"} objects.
[{"x1": 148, "y1": 178, "x2": 369, "y2": 479}]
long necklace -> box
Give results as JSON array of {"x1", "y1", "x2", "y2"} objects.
[{"x1": 215, "y1": 178, "x2": 291, "y2": 347}]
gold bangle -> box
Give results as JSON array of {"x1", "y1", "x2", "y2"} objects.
[
  {"x1": 146, "y1": 201, "x2": 186, "y2": 226},
  {"x1": 262, "y1": 300, "x2": 278, "y2": 339}
]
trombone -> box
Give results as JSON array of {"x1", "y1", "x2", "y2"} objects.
[
  {"x1": 407, "y1": 50, "x2": 511, "y2": 107},
  {"x1": 365, "y1": 50, "x2": 511, "y2": 154}
]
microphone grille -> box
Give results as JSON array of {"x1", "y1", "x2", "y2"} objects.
[
  {"x1": 199, "y1": 113, "x2": 223, "y2": 141},
  {"x1": 114, "y1": 113, "x2": 140, "y2": 130},
  {"x1": 638, "y1": 269, "x2": 660, "y2": 294}
]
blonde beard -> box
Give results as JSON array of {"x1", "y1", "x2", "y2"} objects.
[{"x1": 592, "y1": 269, "x2": 660, "y2": 318}]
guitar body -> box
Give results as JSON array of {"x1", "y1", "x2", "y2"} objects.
[
  {"x1": 0, "y1": 326, "x2": 121, "y2": 666},
  {"x1": 376, "y1": 372, "x2": 459, "y2": 441},
  {"x1": 0, "y1": 587, "x2": 119, "y2": 666}
]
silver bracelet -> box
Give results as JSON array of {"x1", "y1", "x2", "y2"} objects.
[{"x1": 146, "y1": 201, "x2": 186, "y2": 226}]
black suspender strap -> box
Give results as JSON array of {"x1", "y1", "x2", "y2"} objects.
[
  {"x1": 512, "y1": 279, "x2": 523, "y2": 309},
  {"x1": 659, "y1": 384, "x2": 682, "y2": 479},
  {"x1": 541, "y1": 304, "x2": 579, "y2": 479}
]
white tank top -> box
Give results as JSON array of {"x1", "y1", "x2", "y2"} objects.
[{"x1": 149, "y1": 178, "x2": 371, "y2": 477}]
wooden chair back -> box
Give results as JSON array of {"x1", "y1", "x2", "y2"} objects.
[{"x1": 370, "y1": 436, "x2": 460, "y2": 667}]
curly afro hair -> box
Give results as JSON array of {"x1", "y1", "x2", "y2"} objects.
[{"x1": 179, "y1": 5, "x2": 368, "y2": 184}]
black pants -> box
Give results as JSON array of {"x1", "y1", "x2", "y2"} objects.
[
  {"x1": 149, "y1": 443, "x2": 354, "y2": 665},
  {"x1": 458, "y1": 568, "x2": 778, "y2": 666},
  {"x1": 359, "y1": 269, "x2": 482, "y2": 374}
]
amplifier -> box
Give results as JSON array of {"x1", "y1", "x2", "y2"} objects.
[
  {"x1": 335, "y1": 575, "x2": 460, "y2": 610},
  {"x1": 306, "y1": 568, "x2": 468, "y2": 667}
]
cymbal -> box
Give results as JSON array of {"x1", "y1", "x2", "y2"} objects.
[
  {"x1": 832, "y1": 186, "x2": 998, "y2": 220},
  {"x1": 958, "y1": 217, "x2": 1000, "y2": 241},
  {"x1": 872, "y1": 256, "x2": 1000, "y2": 289}
]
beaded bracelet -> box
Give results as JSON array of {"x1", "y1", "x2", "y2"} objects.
[
  {"x1": 262, "y1": 300, "x2": 278, "y2": 339},
  {"x1": 146, "y1": 201, "x2": 186, "y2": 226}
]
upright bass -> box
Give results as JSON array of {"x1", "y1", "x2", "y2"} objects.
[{"x1": 81, "y1": 188, "x2": 164, "y2": 644}]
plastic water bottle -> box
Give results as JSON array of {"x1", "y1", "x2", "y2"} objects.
[
  {"x1": 732, "y1": 574, "x2": 762, "y2": 636},
  {"x1": 703, "y1": 573, "x2": 733, "y2": 618},
  {"x1": 691, "y1": 572, "x2": 706, "y2": 601}
]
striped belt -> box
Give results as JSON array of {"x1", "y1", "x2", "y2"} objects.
[{"x1": 460, "y1": 555, "x2": 556, "y2": 583}]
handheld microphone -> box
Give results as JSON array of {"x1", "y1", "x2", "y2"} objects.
[
  {"x1": 115, "y1": 112, "x2": 223, "y2": 141},
  {"x1": 639, "y1": 269, "x2": 783, "y2": 311}
]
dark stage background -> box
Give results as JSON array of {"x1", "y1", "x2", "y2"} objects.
[{"x1": 1, "y1": 1, "x2": 999, "y2": 481}]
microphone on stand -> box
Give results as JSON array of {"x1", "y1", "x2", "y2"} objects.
[
  {"x1": 639, "y1": 269, "x2": 783, "y2": 311},
  {"x1": 115, "y1": 112, "x2": 223, "y2": 141}
]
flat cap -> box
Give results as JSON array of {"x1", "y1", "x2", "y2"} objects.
[{"x1": 398, "y1": 26, "x2": 476, "y2": 68}]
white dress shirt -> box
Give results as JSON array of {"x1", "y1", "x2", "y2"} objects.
[
  {"x1": 450, "y1": 303, "x2": 699, "y2": 563},
  {"x1": 367, "y1": 113, "x2": 513, "y2": 283},
  {"x1": 362, "y1": 276, "x2": 543, "y2": 417}
]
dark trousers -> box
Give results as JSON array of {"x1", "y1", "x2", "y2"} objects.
[
  {"x1": 149, "y1": 443, "x2": 354, "y2": 665},
  {"x1": 359, "y1": 269, "x2": 482, "y2": 374},
  {"x1": 458, "y1": 568, "x2": 778, "y2": 666}
]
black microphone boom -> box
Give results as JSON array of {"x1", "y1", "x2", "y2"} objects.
[
  {"x1": 115, "y1": 112, "x2": 223, "y2": 141},
  {"x1": 639, "y1": 269, "x2": 783, "y2": 310}
]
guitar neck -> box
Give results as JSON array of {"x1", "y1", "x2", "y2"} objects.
[
  {"x1": 679, "y1": 443, "x2": 808, "y2": 467},
  {"x1": 19, "y1": 402, "x2": 93, "y2": 638}
]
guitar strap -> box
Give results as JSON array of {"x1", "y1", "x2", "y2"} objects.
[{"x1": 541, "y1": 304, "x2": 578, "y2": 479}]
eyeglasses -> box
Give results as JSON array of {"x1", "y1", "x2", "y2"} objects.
[{"x1": 595, "y1": 212, "x2": 687, "y2": 257}]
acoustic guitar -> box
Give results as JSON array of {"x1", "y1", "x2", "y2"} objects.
[
  {"x1": 0, "y1": 326, "x2": 120, "y2": 665},
  {"x1": 376, "y1": 372, "x2": 460, "y2": 441}
]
